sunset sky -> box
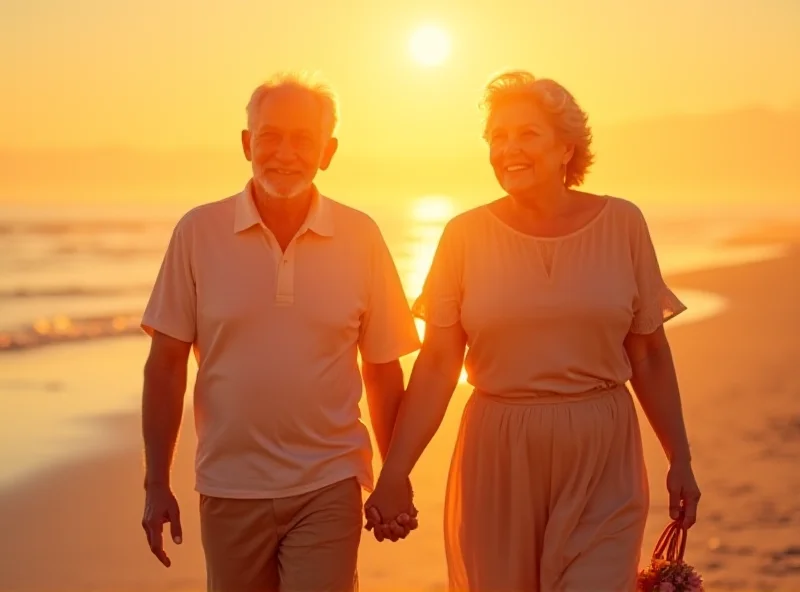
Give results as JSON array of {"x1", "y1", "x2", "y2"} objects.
[{"x1": 2, "y1": 0, "x2": 799, "y2": 205}]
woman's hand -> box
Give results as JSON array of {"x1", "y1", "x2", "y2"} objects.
[
  {"x1": 666, "y1": 459, "x2": 701, "y2": 528},
  {"x1": 364, "y1": 473, "x2": 417, "y2": 542}
]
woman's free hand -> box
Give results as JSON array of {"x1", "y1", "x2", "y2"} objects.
[{"x1": 666, "y1": 459, "x2": 701, "y2": 528}]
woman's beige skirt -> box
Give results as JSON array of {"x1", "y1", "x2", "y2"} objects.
[{"x1": 444, "y1": 384, "x2": 649, "y2": 591}]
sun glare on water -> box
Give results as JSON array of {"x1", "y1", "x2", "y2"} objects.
[
  {"x1": 409, "y1": 25, "x2": 451, "y2": 67},
  {"x1": 405, "y1": 194, "x2": 468, "y2": 384}
]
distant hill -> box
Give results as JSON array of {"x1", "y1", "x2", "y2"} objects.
[{"x1": 1, "y1": 105, "x2": 798, "y2": 206}]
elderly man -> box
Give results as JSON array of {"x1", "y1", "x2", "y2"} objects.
[{"x1": 140, "y1": 72, "x2": 421, "y2": 592}]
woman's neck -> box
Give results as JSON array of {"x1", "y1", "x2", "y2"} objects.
[{"x1": 511, "y1": 182, "x2": 574, "y2": 220}]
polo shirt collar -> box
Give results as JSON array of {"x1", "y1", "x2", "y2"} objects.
[{"x1": 233, "y1": 179, "x2": 333, "y2": 237}]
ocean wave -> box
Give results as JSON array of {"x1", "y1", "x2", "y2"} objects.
[
  {"x1": 0, "y1": 313, "x2": 144, "y2": 353},
  {"x1": 0, "y1": 220, "x2": 173, "y2": 235},
  {"x1": 49, "y1": 245, "x2": 166, "y2": 258},
  {"x1": 0, "y1": 286, "x2": 152, "y2": 299}
]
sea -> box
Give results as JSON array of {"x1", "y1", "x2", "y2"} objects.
[{"x1": 0, "y1": 195, "x2": 791, "y2": 487}]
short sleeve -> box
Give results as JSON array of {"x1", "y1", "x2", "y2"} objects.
[
  {"x1": 411, "y1": 219, "x2": 463, "y2": 328},
  {"x1": 629, "y1": 207, "x2": 687, "y2": 334},
  {"x1": 141, "y1": 218, "x2": 197, "y2": 343},
  {"x1": 358, "y1": 224, "x2": 421, "y2": 364}
]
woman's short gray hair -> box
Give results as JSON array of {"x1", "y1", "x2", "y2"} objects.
[
  {"x1": 246, "y1": 71, "x2": 339, "y2": 139},
  {"x1": 480, "y1": 70, "x2": 594, "y2": 187}
]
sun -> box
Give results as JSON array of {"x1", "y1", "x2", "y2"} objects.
[{"x1": 409, "y1": 25, "x2": 451, "y2": 67}]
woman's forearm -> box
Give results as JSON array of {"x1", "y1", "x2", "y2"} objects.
[
  {"x1": 629, "y1": 343, "x2": 692, "y2": 463},
  {"x1": 380, "y1": 348, "x2": 462, "y2": 480}
]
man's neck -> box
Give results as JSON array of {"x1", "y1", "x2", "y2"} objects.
[
  {"x1": 252, "y1": 182, "x2": 314, "y2": 248},
  {"x1": 253, "y1": 182, "x2": 313, "y2": 222}
]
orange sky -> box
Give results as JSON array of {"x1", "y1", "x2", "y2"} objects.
[
  {"x1": 3, "y1": 0, "x2": 799, "y2": 153},
  {"x1": 2, "y1": 0, "x2": 799, "y2": 206}
]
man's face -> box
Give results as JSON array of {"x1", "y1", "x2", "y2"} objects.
[{"x1": 242, "y1": 87, "x2": 338, "y2": 199}]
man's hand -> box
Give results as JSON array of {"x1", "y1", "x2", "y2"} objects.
[
  {"x1": 365, "y1": 503, "x2": 419, "y2": 542},
  {"x1": 364, "y1": 474, "x2": 418, "y2": 542},
  {"x1": 142, "y1": 484, "x2": 183, "y2": 567}
]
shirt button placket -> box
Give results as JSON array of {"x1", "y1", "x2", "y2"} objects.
[{"x1": 275, "y1": 242, "x2": 295, "y2": 306}]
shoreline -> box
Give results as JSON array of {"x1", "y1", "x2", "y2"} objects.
[
  {"x1": 0, "y1": 233, "x2": 770, "y2": 486},
  {"x1": 0, "y1": 236, "x2": 798, "y2": 590}
]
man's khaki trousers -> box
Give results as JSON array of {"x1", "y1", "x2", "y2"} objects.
[{"x1": 200, "y1": 477, "x2": 362, "y2": 592}]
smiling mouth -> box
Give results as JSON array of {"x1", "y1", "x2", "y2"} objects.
[{"x1": 505, "y1": 164, "x2": 530, "y2": 172}]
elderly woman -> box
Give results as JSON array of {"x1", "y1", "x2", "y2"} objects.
[{"x1": 365, "y1": 70, "x2": 702, "y2": 590}]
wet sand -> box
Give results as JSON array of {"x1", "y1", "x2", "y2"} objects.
[{"x1": 0, "y1": 236, "x2": 798, "y2": 591}]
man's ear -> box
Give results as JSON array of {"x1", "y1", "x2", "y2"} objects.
[
  {"x1": 319, "y1": 137, "x2": 338, "y2": 170},
  {"x1": 241, "y1": 129, "x2": 252, "y2": 161}
]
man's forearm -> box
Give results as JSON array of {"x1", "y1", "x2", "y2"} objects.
[
  {"x1": 142, "y1": 358, "x2": 187, "y2": 488},
  {"x1": 363, "y1": 360, "x2": 405, "y2": 461},
  {"x1": 629, "y1": 345, "x2": 692, "y2": 463}
]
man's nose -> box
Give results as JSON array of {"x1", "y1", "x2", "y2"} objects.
[{"x1": 274, "y1": 137, "x2": 296, "y2": 161}]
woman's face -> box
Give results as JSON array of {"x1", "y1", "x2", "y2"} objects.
[{"x1": 487, "y1": 97, "x2": 573, "y2": 196}]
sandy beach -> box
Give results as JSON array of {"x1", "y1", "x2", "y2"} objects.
[{"x1": 0, "y1": 232, "x2": 798, "y2": 592}]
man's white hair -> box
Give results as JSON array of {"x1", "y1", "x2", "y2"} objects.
[{"x1": 245, "y1": 71, "x2": 339, "y2": 139}]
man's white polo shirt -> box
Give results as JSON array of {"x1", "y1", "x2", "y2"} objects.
[{"x1": 142, "y1": 181, "x2": 421, "y2": 498}]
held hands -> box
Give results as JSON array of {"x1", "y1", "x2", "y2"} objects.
[
  {"x1": 364, "y1": 474, "x2": 419, "y2": 542},
  {"x1": 666, "y1": 458, "x2": 701, "y2": 529},
  {"x1": 142, "y1": 483, "x2": 183, "y2": 567}
]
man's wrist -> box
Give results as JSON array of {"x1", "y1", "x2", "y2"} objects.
[{"x1": 143, "y1": 474, "x2": 171, "y2": 490}]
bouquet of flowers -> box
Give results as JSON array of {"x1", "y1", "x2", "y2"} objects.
[{"x1": 637, "y1": 519, "x2": 704, "y2": 592}]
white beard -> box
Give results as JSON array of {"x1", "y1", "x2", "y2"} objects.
[{"x1": 255, "y1": 172, "x2": 309, "y2": 200}]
